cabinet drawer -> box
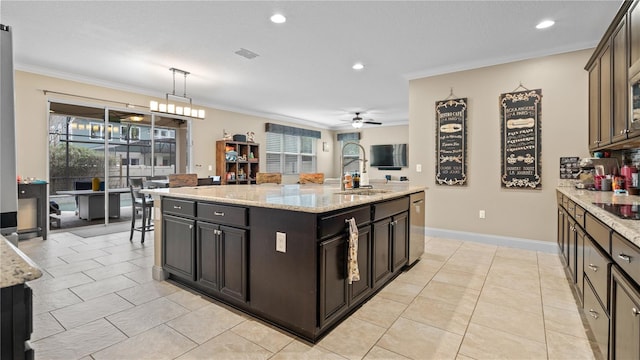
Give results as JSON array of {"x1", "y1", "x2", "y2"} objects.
[
  {"x1": 585, "y1": 212, "x2": 611, "y2": 254},
  {"x1": 373, "y1": 197, "x2": 409, "y2": 222},
  {"x1": 566, "y1": 199, "x2": 576, "y2": 218},
  {"x1": 584, "y1": 279, "x2": 610, "y2": 360},
  {"x1": 574, "y1": 205, "x2": 586, "y2": 228},
  {"x1": 611, "y1": 232, "x2": 640, "y2": 285},
  {"x1": 318, "y1": 206, "x2": 370, "y2": 239},
  {"x1": 198, "y1": 202, "x2": 247, "y2": 227},
  {"x1": 562, "y1": 195, "x2": 570, "y2": 211},
  {"x1": 163, "y1": 198, "x2": 196, "y2": 218},
  {"x1": 585, "y1": 236, "x2": 611, "y2": 309}
]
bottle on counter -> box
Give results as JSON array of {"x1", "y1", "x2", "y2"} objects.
[
  {"x1": 353, "y1": 172, "x2": 360, "y2": 188},
  {"x1": 344, "y1": 172, "x2": 353, "y2": 189}
]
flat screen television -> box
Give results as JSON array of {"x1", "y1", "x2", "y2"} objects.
[{"x1": 369, "y1": 144, "x2": 408, "y2": 168}]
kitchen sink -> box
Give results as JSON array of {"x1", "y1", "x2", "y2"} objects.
[{"x1": 333, "y1": 188, "x2": 391, "y2": 196}]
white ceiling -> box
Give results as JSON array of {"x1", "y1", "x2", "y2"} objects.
[{"x1": 1, "y1": 1, "x2": 622, "y2": 129}]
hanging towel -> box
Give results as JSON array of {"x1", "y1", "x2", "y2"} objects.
[{"x1": 347, "y1": 217, "x2": 360, "y2": 284}]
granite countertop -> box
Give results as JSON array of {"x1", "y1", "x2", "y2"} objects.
[
  {"x1": 1, "y1": 235, "x2": 42, "y2": 288},
  {"x1": 558, "y1": 187, "x2": 640, "y2": 247},
  {"x1": 145, "y1": 183, "x2": 426, "y2": 213}
]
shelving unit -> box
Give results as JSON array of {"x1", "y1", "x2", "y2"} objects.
[{"x1": 216, "y1": 140, "x2": 259, "y2": 185}]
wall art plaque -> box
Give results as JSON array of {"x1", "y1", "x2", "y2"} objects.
[
  {"x1": 436, "y1": 98, "x2": 467, "y2": 185},
  {"x1": 500, "y1": 89, "x2": 542, "y2": 189}
]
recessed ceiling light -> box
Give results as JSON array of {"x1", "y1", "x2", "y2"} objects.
[
  {"x1": 536, "y1": 20, "x2": 555, "y2": 29},
  {"x1": 352, "y1": 63, "x2": 364, "y2": 70},
  {"x1": 270, "y1": 14, "x2": 286, "y2": 24}
]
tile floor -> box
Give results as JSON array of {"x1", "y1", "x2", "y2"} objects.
[{"x1": 18, "y1": 229, "x2": 599, "y2": 360}]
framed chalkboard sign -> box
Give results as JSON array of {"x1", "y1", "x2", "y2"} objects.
[
  {"x1": 500, "y1": 89, "x2": 542, "y2": 189},
  {"x1": 436, "y1": 98, "x2": 467, "y2": 185}
]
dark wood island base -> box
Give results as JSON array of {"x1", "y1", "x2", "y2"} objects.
[{"x1": 153, "y1": 186, "x2": 423, "y2": 342}]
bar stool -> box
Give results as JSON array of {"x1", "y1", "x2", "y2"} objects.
[{"x1": 129, "y1": 178, "x2": 153, "y2": 243}]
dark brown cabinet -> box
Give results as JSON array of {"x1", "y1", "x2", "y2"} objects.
[
  {"x1": 197, "y1": 222, "x2": 247, "y2": 302},
  {"x1": 318, "y1": 225, "x2": 372, "y2": 329},
  {"x1": 162, "y1": 214, "x2": 196, "y2": 280},
  {"x1": 372, "y1": 218, "x2": 392, "y2": 288},
  {"x1": 1, "y1": 283, "x2": 34, "y2": 360},
  {"x1": 587, "y1": 0, "x2": 640, "y2": 149},
  {"x1": 611, "y1": 264, "x2": 640, "y2": 360},
  {"x1": 588, "y1": 61, "x2": 601, "y2": 150},
  {"x1": 391, "y1": 212, "x2": 409, "y2": 272},
  {"x1": 612, "y1": 19, "x2": 630, "y2": 142}
]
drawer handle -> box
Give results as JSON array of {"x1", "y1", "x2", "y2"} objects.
[
  {"x1": 576, "y1": 214, "x2": 583, "y2": 219},
  {"x1": 173, "y1": 205, "x2": 182, "y2": 210},
  {"x1": 589, "y1": 309, "x2": 599, "y2": 319},
  {"x1": 633, "y1": 308, "x2": 640, "y2": 316},
  {"x1": 214, "y1": 211, "x2": 225, "y2": 216},
  {"x1": 588, "y1": 264, "x2": 598, "y2": 272},
  {"x1": 618, "y1": 253, "x2": 632, "y2": 263}
]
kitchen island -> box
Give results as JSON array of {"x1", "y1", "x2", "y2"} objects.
[{"x1": 146, "y1": 183, "x2": 426, "y2": 342}]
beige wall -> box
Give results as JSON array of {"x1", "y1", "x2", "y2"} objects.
[
  {"x1": 408, "y1": 49, "x2": 592, "y2": 243},
  {"x1": 14, "y1": 71, "x2": 334, "y2": 184},
  {"x1": 335, "y1": 125, "x2": 409, "y2": 181}
]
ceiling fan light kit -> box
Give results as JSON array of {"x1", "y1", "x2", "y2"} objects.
[
  {"x1": 150, "y1": 67, "x2": 206, "y2": 119},
  {"x1": 349, "y1": 112, "x2": 382, "y2": 128}
]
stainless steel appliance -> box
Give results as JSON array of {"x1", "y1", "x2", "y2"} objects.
[{"x1": 409, "y1": 192, "x2": 425, "y2": 265}]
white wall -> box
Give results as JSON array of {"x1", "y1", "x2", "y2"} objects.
[{"x1": 408, "y1": 49, "x2": 592, "y2": 243}]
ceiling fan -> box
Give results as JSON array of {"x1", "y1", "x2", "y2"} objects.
[{"x1": 348, "y1": 112, "x2": 382, "y2": 128}]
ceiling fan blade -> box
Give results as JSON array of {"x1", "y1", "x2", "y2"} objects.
[{"x1": 364, "y1": 121, "x2": 382, "y2": 125}]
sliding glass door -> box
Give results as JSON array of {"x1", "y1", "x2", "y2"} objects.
[{"x1": 48, "y1": 101, "x2": 188, "y2": 229}]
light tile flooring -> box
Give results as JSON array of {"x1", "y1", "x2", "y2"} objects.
[{"x1": 18, "y1": 229, "x2": 599, "y2": 360}]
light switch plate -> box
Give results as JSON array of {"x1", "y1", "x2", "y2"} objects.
[
  {"x1": 276, "y1": 232, "x2": 286, "y2": 253},
  {"x1": 416, "y1": 164, "x2": 422, "y2": 172}
]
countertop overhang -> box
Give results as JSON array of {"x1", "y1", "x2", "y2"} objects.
[
  {"x1": 144, "y1": 183, "x2": 426, "y2": 213},
  {"x1": 557, "y1": 187, "x2": 640, "y2": 247},
  {"x1": 1, "y1": 235, "x2": 42, "y2": 288}
]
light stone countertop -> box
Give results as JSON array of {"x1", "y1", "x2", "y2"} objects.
[
  {"x1": 145, "y1": 183, "x2": 426, "y2": 213},
  {"x1": 1, "y1": 235, "x2": 42, "y2": 288},
  {"x1": 558, "y1": 187, "x2": 640, "y2": 247}
]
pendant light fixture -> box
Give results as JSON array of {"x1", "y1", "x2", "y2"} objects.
[{"x1": 150, "y1": 67, "x2": 205, "y2": 119}]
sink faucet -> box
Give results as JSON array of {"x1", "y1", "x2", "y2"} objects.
[{"x1": 340, "y1": 142, "x2": 368, "y2": 191}]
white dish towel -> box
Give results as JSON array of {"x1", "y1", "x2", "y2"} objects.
[{"x1": 347, "y1": 217, "x2": 360, "y2": 284}]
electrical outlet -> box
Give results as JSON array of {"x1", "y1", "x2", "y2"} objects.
[
  {"x1": 208, "y1": 165, "x2": 213, "y2": 171},
  {"x1": 416, "y1": 164, "x2": 422, "y2": 172},
  {"x1": 276, "y1": 232, "x2": 286, "y2": 253},
  {"x1": 479, "y1": 210, "x2": 486, "y2": 219}
]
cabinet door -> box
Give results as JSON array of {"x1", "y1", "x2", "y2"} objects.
[
  {"x1": 392, "y1": 212, "x2": 409, "y2": 272},
  {"x1": 349, "y1": 225, "x2": 372, "y2": 306},
  {"x1": 557, "y1": 206, "x2": 566, "y2": 254},
  {"x1": 163, "y1": 214, "x2": 196, "y2": 280},
  {"x1": 219, "y1": 225, "x2": 248, "y2": 302},
  {"x1": 319, "y1": 235, "x2": 348, "y2": 328},
  {"x1": 600, "y1": 45, "x2": 612, "y2": 147},
  {"x1": 567, "y1": 218, "x2": 577, "y2": 283},
  {"x1": 630, "y1": 0, "x2": 640, "y2": 69},
  {"x1": 611, "y1": 265, "x2": 640, "y2": 360},
  {"x1": 589, "y1": 61, "x2": 601, "y2": 150},
  {"x1": 373, "y1": 218, "x2": 392, "y2": 288},
  {"x1": 197, "y1": 222, "x2": 220, "y2": 291},
  {"x1": 612, "y1": 19, "x2": 629, "y2": 143},
  {"x1": 576, "y1": 226, "x2": 586, "y2": 306}
]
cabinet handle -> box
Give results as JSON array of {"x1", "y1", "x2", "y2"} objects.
[
  {"x1": 576, "y1": 214, "x2": 583, "y2": 219},
  {"x1": 559, "y1": 210, "x2": 563, "y2": 215},
  {"x1": 214, "y1": 211, "x2": 225, "y2": 216},
  {"x1": 214, "y1": 229, "x2": 222, "y2": 235},
  {"x1": 621, "y1": 130, "x2": 626, "y2": 135},
  {"x1": 589, "y1": 309, "x2": 599, "y2": 319},
  {"x1": 189, "y1": 225, "x2": 193, "y2": 229},
  {"x1": 633, "y1": 308, "x2": 640, "y2": 316},
  {"x1": 588, "y1": 264, "x2": 598, "y2": 272},
  {"x1": 173, "y1": 205, "x2": 182, "y2": 210},
  {"x1": 618, "y1": 253, "x2": 632, "y2": 263},
  {"x1": 20, "y1": 190, "x2": 25, "y2": 194}
]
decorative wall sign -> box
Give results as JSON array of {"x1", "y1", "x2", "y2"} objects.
[
  {"x1": 500, "y1": 88, "x2": 542, "y2": 189},
  {"x1": 560, "y1": 157, "x2": 580, "y2": 179},
  {"x1": 435, "y1": 98, "x2": 467, "y2": 185}
]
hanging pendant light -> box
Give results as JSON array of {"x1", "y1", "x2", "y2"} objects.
[{"x1": 149, "y1": 68, "x2": 205, "y2": 119}]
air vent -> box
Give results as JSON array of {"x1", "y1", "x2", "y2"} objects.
[{"x1": 235, "y1": 48, "x2": 260, "y2": 60}]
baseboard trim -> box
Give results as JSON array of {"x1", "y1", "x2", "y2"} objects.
[{"x1": 425, "y1": 227, "x2": 558, "y2": 254}]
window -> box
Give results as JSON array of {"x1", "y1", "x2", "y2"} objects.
[
  {"x1": 89, "y1": 123, "x2": 112, "y2": 140},
  {"x1": 342, "y1": 140, "x2": 361, "y2": 173},
  {"x1": 266, "y1": 132, "x2": 317, "y2": 174}
]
